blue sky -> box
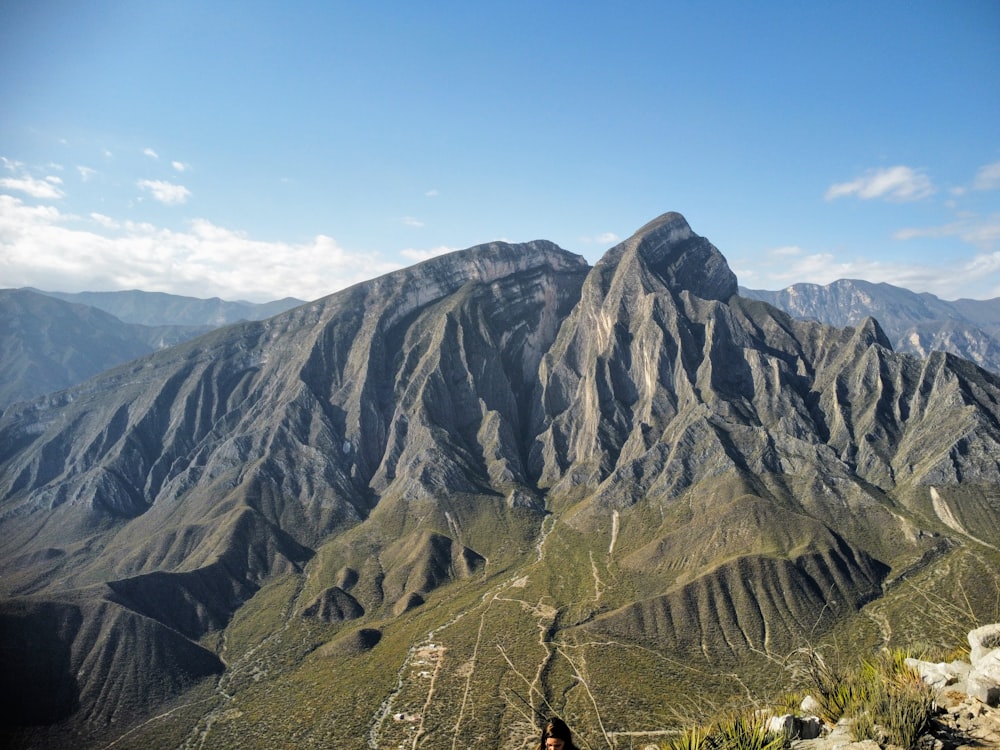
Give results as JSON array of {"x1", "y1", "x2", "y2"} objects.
[{"x1": 1, "y1": 1, "x2": 998, "y2": 302}]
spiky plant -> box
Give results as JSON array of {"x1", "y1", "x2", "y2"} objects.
[
  {"x1": 850, "y1": 650, "x2": 935, "y2": 747},
  {"x1": 662, "y1": 724, "x2": 710, "y2": 750},
  {"x1": 709, "y1": 710, "x2": 788, "y2": 750}
]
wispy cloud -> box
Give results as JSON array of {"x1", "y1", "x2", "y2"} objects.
[
  {"x1": 0, "y1": 158, "x2": 66, "y2": 199},
  {"x1": 825, "y1": 165, "x2": 934, "y2": 202},
  {"x1": 143, "y1": 147, "x2": 159, "y2": 159},
  {"x1": 137, "y1": 179, "x2": 191, "y2": 205},
  {"x1": 171, "y1": 160, "x2": 189, "y2": 173},
  {"x1": 894, "y1": 213, "x2": 1000, "y2": 250},
  {"x1": 425, "y1": 188, "x2": 439, "y2": 197},
  {"x1": 77, "y1": 166, "x2": 97, "y2": 181},
  {"x1": 0, "y1": 194, "x2": 399, "y2": 301},
  {"x1": 89, "y1": 212, "x2": 120, "y2": 229},
  {"x1": 0, "y1": 174, "x2": 66, "y2": 199},
  {"x1": 580, "y1": 232, "x2": 620, "y2": 245},
  {"x1": 400, "y1": 245, "x2": 456, "y2": 263},
  {"x1": 400, "y1": 216, "x2": 425, "y2": 228},
  {"x1": 972, "y1": 161, "x2": 1000, "y2": 191}
]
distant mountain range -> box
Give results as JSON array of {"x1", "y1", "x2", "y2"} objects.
[
  {"x1": 741, "y1": 280, "x2": 1000, "y2": 375},
  {"x1": 0, "y1": 289, "x2": 304, "y2": 407},
  {"x1": 1, "y1": 214, "x2": 998, "y2": 749},
  {"x1": 37, "y1": 288, "x2": 306, "y2": 327}
]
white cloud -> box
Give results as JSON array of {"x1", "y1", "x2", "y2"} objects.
[
  {"x1": 973, "y1": 161, "x2": 1000, "y2": 191},
  {"x1": 0, "y1": 194, "x2": 398, "y2": 301},
  {"x1": 894, "y1": 214, "x2": 1000, "y2": 250},
  {"x1": 400, "y1": 245, "x2": 456, "y2": 263},
  {"x1": 425, "y1": 188, "x2": 439, "y2": 197},
  {"x1": 143, "y1": 148, "x2": 159, "y2": 159},
  {"x1": 400, "y1": 216, "x2": 425, "y2": 228},
  {"x1": 825, "y1": 165, "x2": 934, "y2": 202},
  {"x1": 0, "y1": 174, "x2": 66, "y2": 199},
  {"x1": 77, "y1": 166, "x2": 97, "y2": 181},
  {"x1": 89, "y1": 213, "x2": 120, "y2": 229},
  {"x1": 137, "y1": 179, "x2": 191, "y2": 205},
  {"x1": 171, "y1": 160, "x2": 189, "y2": 172}
]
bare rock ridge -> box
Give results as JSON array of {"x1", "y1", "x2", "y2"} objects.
[{"x1": 1, "y1": 212, "x2": 999, "y2": 748}]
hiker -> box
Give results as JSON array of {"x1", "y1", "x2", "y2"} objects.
[{"x1": 536, "y1": 717, "x2": 579, "y2": 750}]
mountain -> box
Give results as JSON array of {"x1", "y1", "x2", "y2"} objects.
[
  {"x1": 0, "y1": 289, "x2": 307, "y2": 408},
  {"x1": 36, "y1": 288, "x2": 306, "y2": 327},
  {"x1": 741, "y1": 280, "x2": 1000, "y2": 374},
  {"x1": 2, "y1": 213, "x2": 999, "y2": 749},
  {"x1": 0, "y1": 288, "x2": 208, "y2": 408}
]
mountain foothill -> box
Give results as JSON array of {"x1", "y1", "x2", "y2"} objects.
[{"x1": 1, "y1": 212, "x2": 999, "y2": 749}]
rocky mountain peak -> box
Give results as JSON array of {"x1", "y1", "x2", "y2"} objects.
[{"x1": 597, "y1": 211, "x2": 738, "y2": 302}]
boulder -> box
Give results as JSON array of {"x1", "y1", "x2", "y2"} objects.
[
  {"x1": 969, "y1": 623, "x2": 1000, "y2": 666},
  {"x1": 800, "y1": 695, "x2": 823, "y2": 716},
  {"x1": 969, "y1": 648, "x2": 1000, "y2": 706},
  {"x1": 767, "y1": 713, "x2": 823, "y2": 740},
  {"x1": 905, "y1": 656, "x2": 971, "y2": 690}
]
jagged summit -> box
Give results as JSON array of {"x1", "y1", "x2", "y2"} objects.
[{"x1": 595, "y1": 211, "x2": 738, "y2": 302}]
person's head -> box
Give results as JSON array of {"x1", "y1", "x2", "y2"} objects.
[{"x1": 539, "y1": 717, "x2": 576, "y2": 750}]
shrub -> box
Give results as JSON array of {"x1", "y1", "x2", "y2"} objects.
[
  {"x1": 710, "y1": 711, "x2": 788, "y2": 750},
  {"x1": 849, "y1": 650, "x2": 935, "y2": 747},
  {"x1": 663, "y1": 724, "x2": 710, "y2": 750},
  {"x1": 787, "y1": 647, "x2": 867, "y2": 724},
  {"x1": 662, "y1": 710, "x2": 788, "y2": 750}
]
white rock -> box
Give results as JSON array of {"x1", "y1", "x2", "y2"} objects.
[
  {"x1": 800, "y1": 694, "x2": 823, "y2": 716},
  {"x1": 968, "y1": 623, "x2": 1000, "y2": 666},
  {"x1": 905, "y1": 656, "x2": 970, "y2": 689},
  {"x1": 975, "y1": 649, "x2": 1000, "y2": 681}
]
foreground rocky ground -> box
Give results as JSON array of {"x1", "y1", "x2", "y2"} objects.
[
  {"x1": 790, "y1": 624, "x2": 1000, "y2": 750},
  {"x1": 789, "y1": 694, "x2": 999, "y2": 750}
]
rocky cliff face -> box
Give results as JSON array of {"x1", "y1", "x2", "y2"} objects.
[{"x1": 2, "y1": 213, "x2": 999, "y2": 749}]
